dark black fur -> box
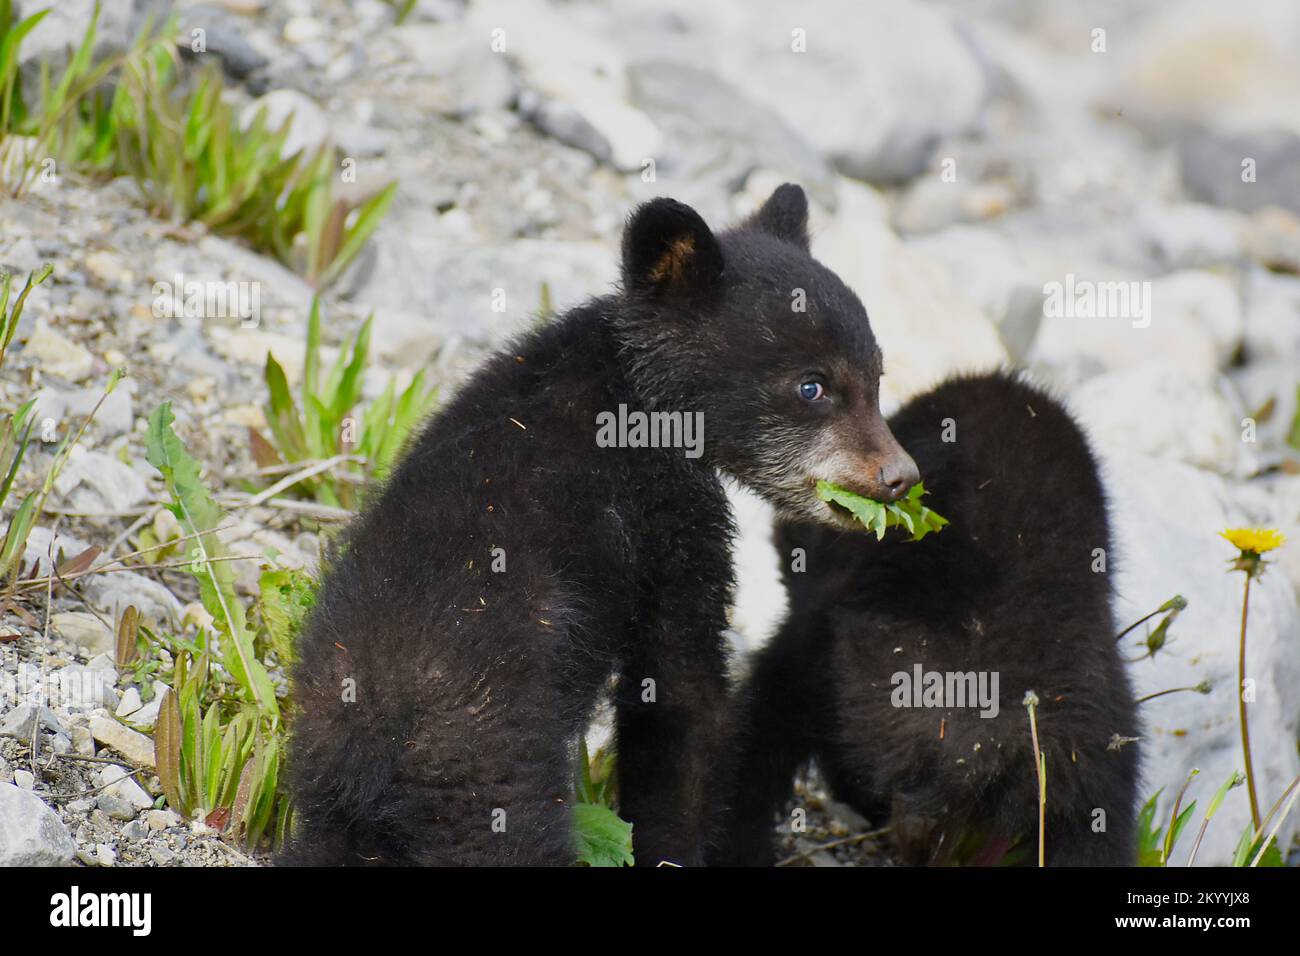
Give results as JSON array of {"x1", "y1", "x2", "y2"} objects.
[
  {"x1": 278, "y1": 185, "x2": 918, "y2": 866},
  {"x1": 714, "y1": 372, "x2": 1141, "y2": 866}
]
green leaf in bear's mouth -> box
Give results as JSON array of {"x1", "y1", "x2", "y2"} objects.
[
  {"x1": 814, "y1": 480, "x2": 949, "y2": 542},
  {"x1": 573, "y1": 802, "x2": 635, "y2": 867}
]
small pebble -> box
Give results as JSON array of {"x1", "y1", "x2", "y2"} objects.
[
  {"x1": 97, "y1": 794, "x2": 138, "y2": 821},
  {"x1": 149, "y1": 846, "x2": 176, "y2": 865},
  {"x1": 147, "y1": 808, "x2": 182, "y2": 830},
  {"x1": 122, "y1": 819, "x2": 150, "y2": 841}
]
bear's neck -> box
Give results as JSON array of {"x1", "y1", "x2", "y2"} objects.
[{"x1": 607, "y1": 303, "x2": 705, "y2": 417}]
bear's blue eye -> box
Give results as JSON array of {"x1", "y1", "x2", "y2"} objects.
[{"x1": 799, "y1": 380, "x2": 826, "y2": 402}]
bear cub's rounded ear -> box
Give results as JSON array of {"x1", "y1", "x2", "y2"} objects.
[
  {"x1": 747, "y1": 182, "x2": 810, "y2": 251},
  {"x1": 622, "y1": 198, "x2": 724, "y2": 300}
]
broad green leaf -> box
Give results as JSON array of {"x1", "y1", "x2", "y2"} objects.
[
  {"x1": 263, "y1": 353, "x2": 308, "y2": 461},
  {"x1": 572, "y1": 802, "x2": 634, "y2": 867},
  {"x1": 815, "y1": 480, "x2": 949, "y2": 542},
  {"x1": 1233, "y1": 823, "x2": 1283, "y2": 867}
]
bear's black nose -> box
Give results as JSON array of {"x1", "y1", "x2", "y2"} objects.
[{"x1": 880, "y1": 455, "x2": 920, "y2": 501}]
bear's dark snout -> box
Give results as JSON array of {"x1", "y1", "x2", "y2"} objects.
[
  {"x1": 879, "y1": 447, "x2": 920, "y2": 501},
  {"x1": 823, "y1": 412, "x2": 919, "y2": 506}
]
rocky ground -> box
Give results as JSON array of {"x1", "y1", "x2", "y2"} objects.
[{"x1": 2, "y1": 0, "x2": 1299, "y2": 866}]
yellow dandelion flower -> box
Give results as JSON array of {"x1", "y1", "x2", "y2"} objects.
[{"x1": 1220, "y1": 528, "x2": 1286, "y2": 555}]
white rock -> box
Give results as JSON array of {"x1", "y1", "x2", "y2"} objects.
[
  {"x1": 811, "y1": 217, "x2": 1008, "y2": 410},
  {"x1": 71, "y1": 723, "x2": 95, "y2": 756},
  {"x1": 1030, "y1": 270, "x2": 1244, "y2": 389},
  {"x1": 1265, "y1": 475, "x2": 1300, "y2": 600},
  {"x1": 0, "y1": 783, "x2": 76, "y2": 865},
  {"x1": 82, "y1": 570, "x2": 184, "y2": 628},
  {"x1": 97, "y1": 794, "x2": 138, "y2": 821},
  {"x1": 207, "y1": 325, "x2": 332, "y2": 383},
  {"x1": 597, "y1": 0, "x2": 989, "y2": 182},
  {"x1": 63, "y1": 378, "x2": 136, "y2": 437},
  {"x1": 1104, "y1": 0, "x2": 1300, "y2": 139},
  {"x1": 0, "y1": 703, "x2": 64, "y2": 739},
  {"x1": 906, "y1": 226, "x2": 1040, "y2": 330},
  {"x1": 149, "y1": 846, "x2": 176, "y2": 865},
  {"x1": 28, "y1": 387, "x2": 68, "y2": 433},
  {"x1": 1242, "y1": 268, "x2": 1300, "y2": 363},
  {"x1": 51, "y1": 612, "x2": 114, "y2": 657},
  {"x1": 89, "y1": 717, "x2": 156, "y2": 768},
  {"x1": 1242, "y1": 207, "x2": 1300, "y2": 275},
  {"x1": 1069, "y1": 364, "x2": 1256, "y2": 477},
  {"x1": 187, "y1": 234, "x2": 318, "y2": 316},
  {"x1": 22, "y1": 319, "x2": 95, "y2": 381},
  {"x1": 1102, "y1": 447, "x2": 1300, "y2": 865},
  {"x1": 95, "y1": 765, "x2": 155, "y2": 810},
  {"x1": 146, "y1": 808, "x2": 182, "y2": 830},
  {"x1": 19, "y1": 526, "x2": 92, "y2": 579},
  {"x1": 115, "y1": 687, "x2": 143, "y2": 719},
  {"x1": 283, "y1": 15, "x2": 325, "y2": 45},
  {"x1": 367, "y1": 307, "x2": 445, "y2": 370},
  {"x1": 51, "y1": 446, "x2": 150, "y2": 514},
  {"x1": 468, "y1": 0, "x2": 658, "y2": 170},
  {"x1": 121, "y1": 693, "x2": 162, "y2": 733},
  {"x1": 21, "y1": 0, "x2": 135, "y2": 72},
  {"x1": 1132, "y1": 202, "x2": 1246, "y2": 271},
  {"x1": 391, "y1": 21, "x2": 516, "y2": 115},
  {"x1": 810, "y1": 176, "x2": 889, "y2": 229},
  {"x1": 630, "y1": 70, "x2": 839, "y2": 217},
  {"x1": 362, "y1": 236, "x2": 616, "y2": 347},
  {"x1": 1154, "y1": 271, "x2": 1247, "y2": 368},
  {"x1": 528, "y1": 93, "x2": 661, "y2": 173},
  {"x1": 243, "y1": 89, "x2": 330, "y2": 159},
  {"x1": 1229, "y1": 360, "x2": 1300, "y2": 461},
  {"x1": 121, "y1": 819, "x2": 150, "y2": 841},
  {"x1": 13, "y1": 769, "x2": 35, "y2": 790}
]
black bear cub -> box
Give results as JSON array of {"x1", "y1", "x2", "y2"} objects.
[
  {"x1": 279, "y1": 184, "x2": 919, "y2": 866},
  {"x1": 715, "y1": 371, "x2": 1140, "y2": 866}
]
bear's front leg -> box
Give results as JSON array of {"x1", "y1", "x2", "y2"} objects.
[{"x1": 614, "y1": 612, "x2": 730, "y2": 867}]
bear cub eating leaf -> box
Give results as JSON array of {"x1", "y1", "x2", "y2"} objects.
[
  {"x1": 279, "y1": 184, "x2": 918, "y2": 866},
  {"x1": 714, "y1": 371, "x2": 1140, "y2": 866}
]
